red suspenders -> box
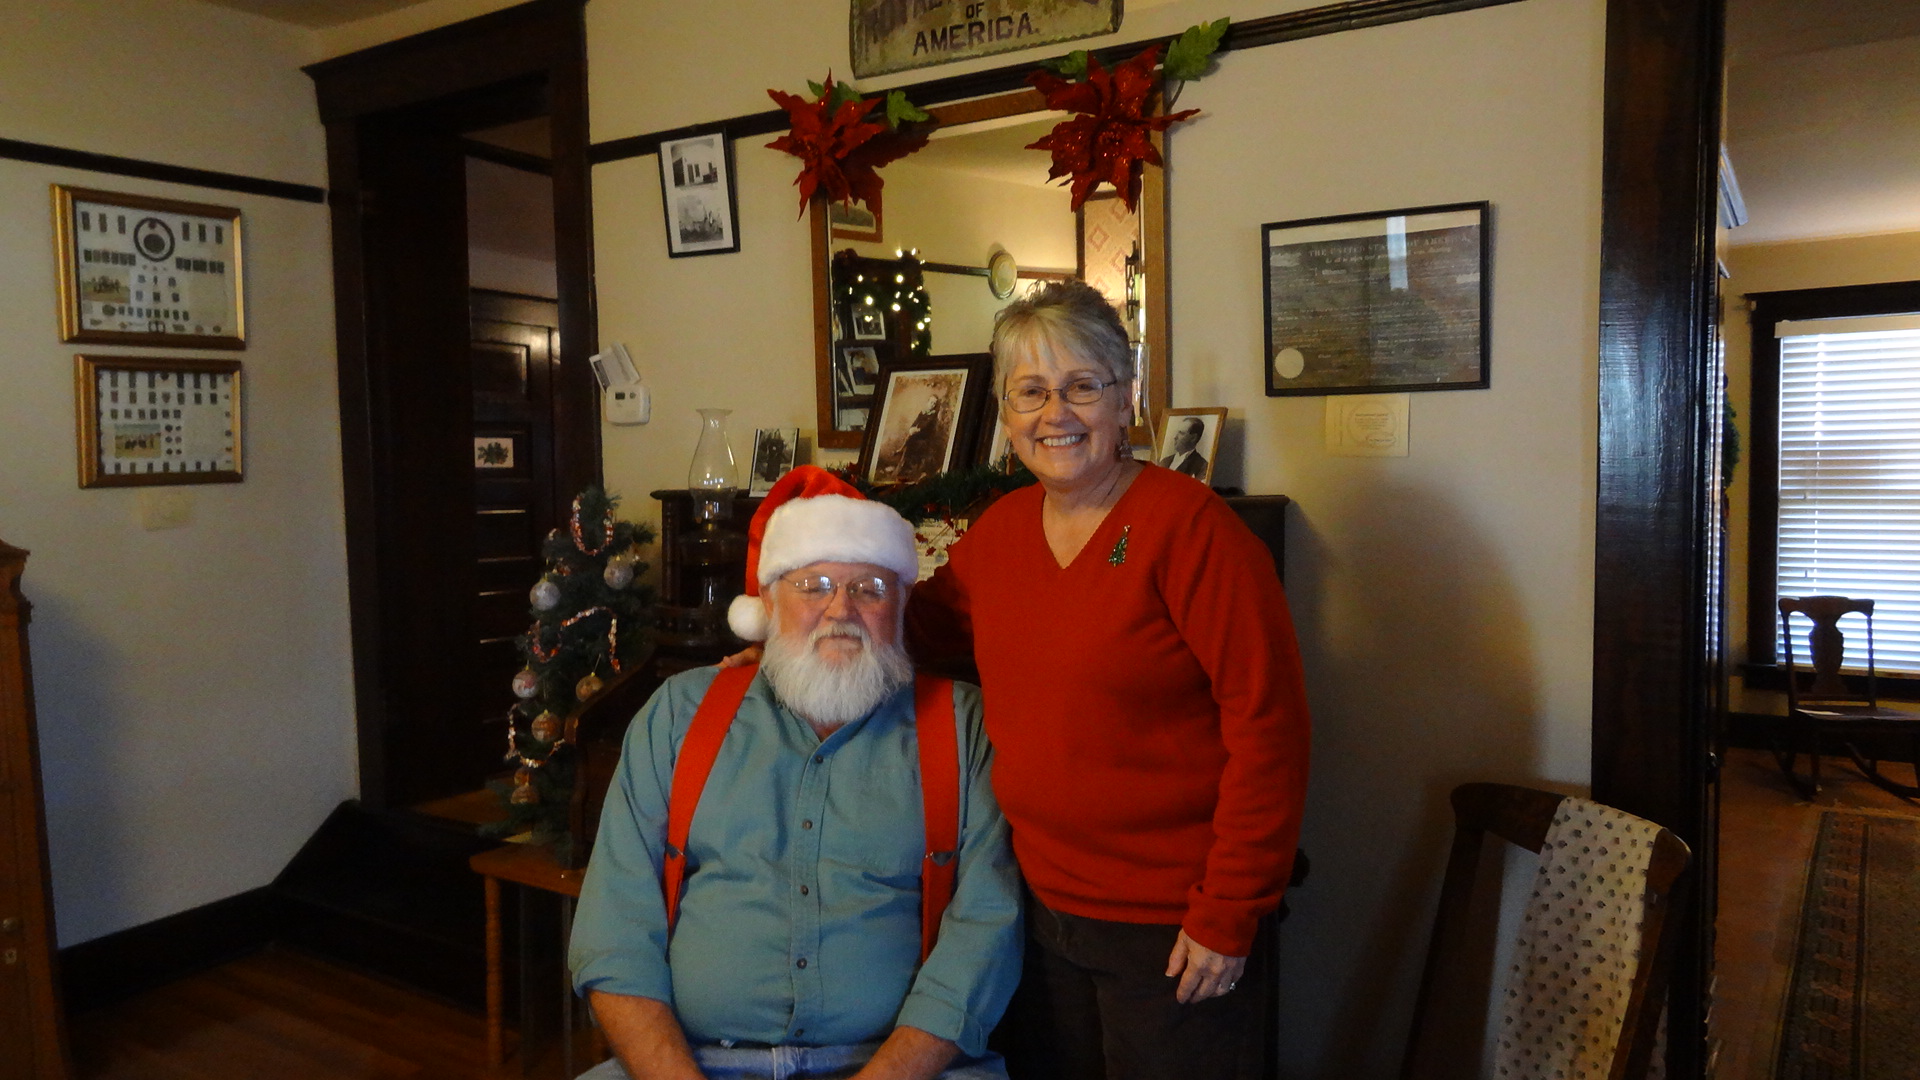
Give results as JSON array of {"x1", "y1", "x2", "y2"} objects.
[{"x1": 660, "y1": 664, "x2": 961, "y2": 962}]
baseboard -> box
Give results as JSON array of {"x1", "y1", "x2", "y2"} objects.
[{"x1": 58, "y1": 886, "x2": 282, "y2": 1014}]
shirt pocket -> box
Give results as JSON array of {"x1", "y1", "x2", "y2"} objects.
[{"x1": 826, "y1": 771, "x2": 926, "y2": 882}]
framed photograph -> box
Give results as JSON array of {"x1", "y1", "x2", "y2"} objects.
[
  {"x1": 658, "y1": 132, "x2": 740, "y2": 257},
  {"x1": 1262, "y1": 201, "x2": 1490, "y2": 396},
  {"x1": 858, "y1": 354, "x2": 993, "y2": 486},
  {"x1": 832, "y1": 343, "x2": 883, "y2": 431},
  {"x1": 74, "y1": 354, "x2": 242, "y2": 488},
  {"x1": 976, "y1": 413, "x2": 1017, "y2": 472},
  {"x1": 52, "y1": 186, "x2": 245, "y2": 349},
  {"x1": 748, "y1": 426, "x2": 800, "y2": 496},
  {"x1": 1154, "y1": 407, "x2": 1226, "y2": 485},
  {"x1": 829, "y1": 199, "x2": 882, "y2": 243},
  {"x1": 851, "y1": 305, "x2": 887, "y2": 341}
]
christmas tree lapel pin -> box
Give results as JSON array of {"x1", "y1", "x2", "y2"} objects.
[{"x1": 1108, "y1": 525, "x2": 1131, "y2": 566}]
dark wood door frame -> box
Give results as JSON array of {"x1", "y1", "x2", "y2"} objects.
[
  {"x1": 1594, "y1": 0, "x2": 1725, "y2": 1074},
  {"x1": 306, "y1": 0, "x2": 599, "y2": 808}
]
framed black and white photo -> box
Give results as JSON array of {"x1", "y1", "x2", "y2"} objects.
[
  {"x1": 748, "y1": 426, "x2": 800, "y2": 496},
  {"x1": 1154, "y1": 407, "x2": 1225, "y2": 485},
  {"x1": 829, "y1": 199, "x2": 882, "y2": 243},
  {"x1": 74, "y1": 354, "x2": 242, "y2": 488},
  {"x1": 976, "y1": 413, "x2": 1017, "y2": 472},
  {"x1": 1263, "y1": 201, "x2": 1490, "y2": 396},
  {"x1": 858, "y1": 354, "x2": 992, "y2": 486},
  {"x1": 53, "y1": 186, "x2": 245, "y2": 349},
  {"x1": 657, "y1": 132, "x2": 740, "y2": 257},
  {"x1": 851, "y1": 305, "x2": 887, "y2": 340},
  {"x1": 832, "y1": 343, "x2": 883, "y2": 431}
]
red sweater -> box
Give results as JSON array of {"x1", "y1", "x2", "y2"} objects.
[{"x1": 909, "y1": 465, "x2": 1310, "y2": 955}]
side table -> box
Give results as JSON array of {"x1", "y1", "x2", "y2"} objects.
[{"x1": 470, "y1": 842, "x2": 593, "y2": 1075}]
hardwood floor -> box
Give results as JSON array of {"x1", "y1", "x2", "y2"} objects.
[
  {"x1": 1713, "y1": 745, "x2": 1920, "y2": 1079},
  {"x1": 68, "y1": 944, "x2": 591, "y2": 1080}
]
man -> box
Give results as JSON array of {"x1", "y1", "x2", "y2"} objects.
[
  {"x1": 570, "y1": 466, "x2": 1021, "y2": 1080},
  {"x1": 1159, "y1": 416, "x2": 1209, "y2": 479}
]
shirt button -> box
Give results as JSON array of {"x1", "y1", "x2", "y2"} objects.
[
  {"x1": 800, "y1": 884, "x2": 810, "y2": 895},
  {"x1": 796, "y1": 958, "x2": 808, "y2": 969},
  {"x1": 801, "y1": 819, "x2": 813, "y2": 830},
  {"x1": 814, "y1": 755, "x2": 824, "y2": 764},
  {"x1": 794, "y1": 1028, "x2": 805, "y2": 1037}
]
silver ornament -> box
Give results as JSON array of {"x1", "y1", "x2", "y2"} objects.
[
  {"x1": 530, "y1": 578, "x2": 561, "y2": 611},
  {"x1": 603, "y1": 558, "x2": 634, "y2": 589}
]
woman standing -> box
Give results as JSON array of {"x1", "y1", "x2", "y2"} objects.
[{"x1": 908, "y1": 281, "x2": 1310, "y2": 1080}]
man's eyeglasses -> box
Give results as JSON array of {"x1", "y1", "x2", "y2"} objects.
[
  {"x1": 779, "y1": 573, "x2": 894, "y2": 607},
  {"x1": 1001, "y1": 378, "x2": 1118, "y2": 414}
]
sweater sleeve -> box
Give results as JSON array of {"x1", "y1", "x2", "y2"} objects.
[
  {"x1": 904, "y1": 531, "x2": 978, "y2": 666},
  {"x1": 1157, "y1": 498, "x2": 1311, "y2": 955}
]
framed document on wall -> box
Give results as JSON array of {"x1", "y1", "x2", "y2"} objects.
[
  {"x1": 52, "y1": 186, "x2": 245, "y2": 349},
  {"x1": 74, "y1": 355, "x2": 242, "y2": 488}
]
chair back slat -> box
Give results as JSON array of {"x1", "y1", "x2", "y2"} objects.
[{"x1": 1779, "y1": 595, "x2": 1877, "y2": 706}]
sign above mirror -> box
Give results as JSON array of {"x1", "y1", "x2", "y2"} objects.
[{"x1": 850, "y1": 0, "x2": 1122, "y2": 78}]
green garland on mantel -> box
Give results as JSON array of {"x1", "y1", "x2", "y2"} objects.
[{"x1": 830, "y1": 462, "x2": 1036, "y2": 523}]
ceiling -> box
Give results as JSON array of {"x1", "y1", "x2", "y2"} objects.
[
  {"x1": 1725, "y1": 0, "x2": 1920, "y2": 244},
  {"x1": 193, "y1": 0, "x2": 438, "y2": 28}
]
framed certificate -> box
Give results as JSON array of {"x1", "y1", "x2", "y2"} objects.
[
  {"x1": 74, "y1": 355, "x2": 243, "y2": 488},
  {"x1": 53, "y1": 186, "x2": 246, "y2": 349}
]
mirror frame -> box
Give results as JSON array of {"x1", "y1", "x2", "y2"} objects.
[{"x1": 811, "y1": 87, "x2": 1170, "y2": 450}]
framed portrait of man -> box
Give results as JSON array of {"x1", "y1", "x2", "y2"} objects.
[
  {"x1": 1154, "y1": 407, "x2": 1226, "y2": 485},
  {"x1": 857, "y1": 354, "x2": 992, "y2": 486},
  {"x1": 748, "y1": 426, "x2": 800, "y2": 496}
]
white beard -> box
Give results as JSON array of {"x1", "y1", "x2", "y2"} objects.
[{"x1": 761, "y1": 619, "x2": 913, "y2": 729}]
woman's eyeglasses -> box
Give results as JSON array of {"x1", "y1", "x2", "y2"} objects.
[{"x1": 1001, "y1": 378, "x2": 1117, "y2": 414}]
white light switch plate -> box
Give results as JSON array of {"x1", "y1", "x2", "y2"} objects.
[{"x1": 136, "y1": 489, "x2": 193, "y2": 530}]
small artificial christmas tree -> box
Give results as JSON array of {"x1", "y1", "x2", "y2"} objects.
[{"x1": 485, "y1": 485, "x2": 655, "y2": 851}]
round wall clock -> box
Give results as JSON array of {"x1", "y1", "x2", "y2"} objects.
[{"x1": 987, "y1": 250, "x2": 1018, "y2": 300}]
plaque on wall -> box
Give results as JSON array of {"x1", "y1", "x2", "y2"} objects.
[
  {"x1": 850, "y1": 0, "x2": 1121, "y2": 78},
  {"x1": 52, "y1": 186, "x2": 245, "y2": 349}
]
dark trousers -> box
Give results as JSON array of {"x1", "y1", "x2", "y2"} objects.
[{"x1": 993, "y1": 900, "x2": 1272, "y2": 1080}]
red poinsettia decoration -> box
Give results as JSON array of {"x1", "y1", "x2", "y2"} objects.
[
  {"x1": 1026, "y1": 44, "x2": 1199, "y2": 211},
  {"x1": 767, "y1": 76, "x2": 929, "y2": 217}
]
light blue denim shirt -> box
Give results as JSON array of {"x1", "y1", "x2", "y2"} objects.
[{"x1": 568, "y1": 667, "x2": 1022, "y2": 1057}]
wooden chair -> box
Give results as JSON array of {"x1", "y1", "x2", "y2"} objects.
[
  {"x1": 1401, "y1": 783, "x2": 1691, "y2": 1080},
  {"x1": 1773, "y1": 596, "x2": 1920, "y2": 799}
]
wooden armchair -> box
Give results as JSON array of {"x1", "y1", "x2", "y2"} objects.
[
  {"x1": 1401, "y1": 783, "x2": 1690, "y2": 1080},
  {"x1": 1773, "y1": 595, "x2": 1920, "y2": 799}
]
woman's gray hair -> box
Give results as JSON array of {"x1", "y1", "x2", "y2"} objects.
[{"x1": 990, "y1": 280, "x2": 1135, "y2": 392}]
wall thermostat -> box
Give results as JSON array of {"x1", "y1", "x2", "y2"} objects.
[{"x1": 589, "y1": 343, "x2": 651, "y2": 425}]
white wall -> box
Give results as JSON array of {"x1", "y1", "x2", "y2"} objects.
[
  {"x1": 587, "y1": 0, "x2": 1606, "y2": 1074},
  {"x1": 0, "y1": 0, "x2": 354, "y2": 946}
]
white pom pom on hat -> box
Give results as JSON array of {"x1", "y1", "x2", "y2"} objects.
[{"x1": 725, "y1": 466, "x2": 919, "y2": 642}]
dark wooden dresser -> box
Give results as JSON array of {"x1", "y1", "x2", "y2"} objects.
[{"x1": 1, "y1": 541, "x2": 72, "y2": 1080}]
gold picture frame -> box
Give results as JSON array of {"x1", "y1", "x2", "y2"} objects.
[
  {"x1": 75, "y1": 355, "x2": 243, "y2": 488},
  {"x1": 53, "y1": 185, "x2": 246, "y2": 349}
]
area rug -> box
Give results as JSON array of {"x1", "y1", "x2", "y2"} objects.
[{"x1": 1775, "y1": 811, "x2": 1920, "y2": 1079}]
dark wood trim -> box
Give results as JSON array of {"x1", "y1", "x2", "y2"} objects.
[
  {"x1": 57, "y1": 888, "x2": 281, "y2": 1014},
  {"x1": 1742, "y1": 280, "x2": 1920, "y2": 667},
  {"x1": 0, "y1": 136, "x2": 325, "y2": 203},
  {"x1": 586, "y1": 0, "x2": 1528, "y2": 165},
  {"x1": 309, "y1": 0, "x2": 598, "y2": 808},
  {"x1": 1593, "y1": 0, "x2": 1724, "y2": 1075},
  {"x1": 461, "y1": 137, "x2": 553, "y2": 176}
]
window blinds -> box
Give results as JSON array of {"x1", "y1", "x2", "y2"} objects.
[{"x1": 1775, "y1": 321, "x2": 1920, "y2": 675}]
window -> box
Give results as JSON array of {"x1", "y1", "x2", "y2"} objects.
[{"x1": 1748, "y1": 282, "x2": 1920, "y2": 681}]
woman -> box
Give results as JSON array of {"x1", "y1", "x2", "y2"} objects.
[{"x1": 905, "y1": 281, "x2": 1311, "y2": 1080}]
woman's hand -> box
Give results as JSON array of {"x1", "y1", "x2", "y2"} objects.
[
  {"x1": 1165, "y1": 930, "x2": 1247, "y2": 1004},
  {"x1": 717, "y1": 644, "x2": 763, "y2": 669}
]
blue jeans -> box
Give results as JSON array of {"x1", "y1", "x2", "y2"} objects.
[{"x1": 577, "y1": 1042, "x2": 1009, "y2": 1080}]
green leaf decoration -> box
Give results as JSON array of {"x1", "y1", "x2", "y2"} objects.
[
  {"x1": 884, "y1": 89, "x2": 930, "y2": 129},
  {"x1": 807, "y1": 79, "x2": 827, "y2": 99},
  {"x1": 1163, "y1": 17, "x2": 1230, "y2": 83},
  {"x1": 1043, "y1": 49, "x2": 1090, "y2": 79},
  {"x1": 827, "y1": 79, "x2": 866, "y2": 112}
]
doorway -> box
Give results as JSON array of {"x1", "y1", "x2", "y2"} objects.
[{"x1": 306, "y1": 0, "x2": 599, "y2": 811}]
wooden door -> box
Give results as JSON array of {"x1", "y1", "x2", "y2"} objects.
[
  {"x1": 470, "y1": 290, "x2": 560, "y2": 744},
  {"x1": 0, "y1": 542, "x2": 72, "y2": 1080}
]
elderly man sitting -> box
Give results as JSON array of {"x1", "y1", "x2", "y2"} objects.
[{"x1": 570, "y1": 466, "x2": 1022, "y2": 1080}]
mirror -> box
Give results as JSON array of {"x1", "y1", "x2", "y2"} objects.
[{"x1": 811, "y1": 89, "x2": 1170, "y2": 450}]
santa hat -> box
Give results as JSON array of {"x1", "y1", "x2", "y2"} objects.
[{"x1": 726, "y1": 466, "x2": 919, "y2": 642}]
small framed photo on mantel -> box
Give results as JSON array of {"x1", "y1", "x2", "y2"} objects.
[
  {"x1": 658, "y1": 132, "x2": 740, "y2": 257},
  {"x1": 53, "y1": 185, "x2": 245, "y2": 349},
  {"x1": 1262, "y1": 201, "x2": 1490, "y2": 396},
  {"x1": 1154, "y1": 407, "x2": 1225, "y2": 485}
]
